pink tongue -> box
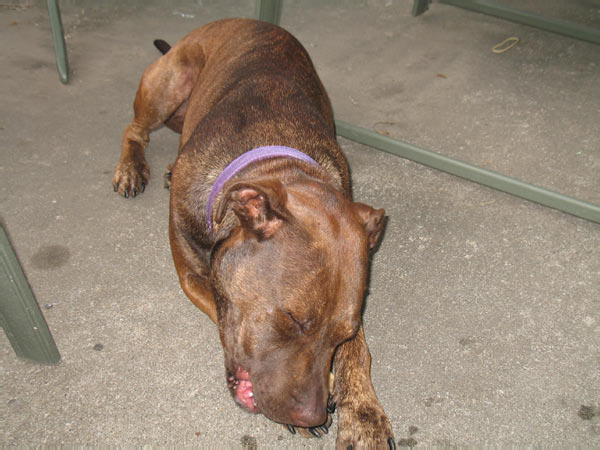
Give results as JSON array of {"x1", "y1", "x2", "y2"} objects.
[{"x1": 236, "y1": 379, "x2": 259, "y2": 413}]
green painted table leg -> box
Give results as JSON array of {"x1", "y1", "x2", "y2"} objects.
[
  {"x1": 0, "y1": 226, "x2": 61, "y2": 365},
  {"x1": 439, "y1": 0, "x2": 600, "y2": 45},
  {"x1": 412, "y1": 0, "x2": 431, "y2": 16},
  {"x1": 47, "y1": 0, "x2": 69, "y2": 84},
  {"x1": 335, "y1": 120, "x2": 600, "y2": 224},
  {"x1": 255, "y1": 0, "x2": 281, "y2": 25}
]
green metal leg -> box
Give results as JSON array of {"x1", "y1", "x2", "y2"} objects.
[
  {"x1": 416, "y1": 0, "x2": 600, "y2": 45},
  {"x1": 255, "y1": 0, "x2": 282, "y2": 25},
  {"x1": 0, "y1": 226, "x2": 61, "y2": 365},
  {"x1": 47, "y1": 0, "x2": 69, "y2": 84},
  {"x1": 412, "y1": 0, "x2": 431, "y2": 16},
  {"x1": 335, "y1": 120, "x2": 600, "y2": 224}
]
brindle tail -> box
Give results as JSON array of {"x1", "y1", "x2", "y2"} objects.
[{"x1": 153, "y1": 39, "x2": 171, "y2": 55}]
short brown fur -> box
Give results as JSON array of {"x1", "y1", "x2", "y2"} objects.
[{"x1": 114, "y1": 18, "x2": 393, "y2": 449}]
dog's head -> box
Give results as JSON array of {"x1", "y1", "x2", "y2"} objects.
[{"x1": 210, "y1": 177, "x2": 384, "y2": 427}]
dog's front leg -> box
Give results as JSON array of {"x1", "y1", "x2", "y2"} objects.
[
  {"x1": 169, "y1": 213, "x2": 218, "y2": 324},
  {"x1": 333, "y1": 326, "x2": 395, "y2": 449}
]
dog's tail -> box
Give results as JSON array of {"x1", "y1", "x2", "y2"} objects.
[{"x1": 153, "y1": 39, "x2": 171, "y2": 55}]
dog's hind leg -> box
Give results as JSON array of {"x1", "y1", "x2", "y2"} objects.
[{"x1": 113, "y1": 41, "x2": 205, "y2": 198}]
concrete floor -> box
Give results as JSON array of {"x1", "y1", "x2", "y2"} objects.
[{"x1": 1, "y1": 0, "x2": 599, "y2": 446}]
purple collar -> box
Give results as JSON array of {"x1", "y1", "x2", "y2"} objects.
[{"x1": 206, "y1": 146, "x2": 320, "y2": 233}]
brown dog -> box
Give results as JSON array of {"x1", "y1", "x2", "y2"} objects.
[{"x1": 113, "y1": 18, "x2": 394, "y2": 449}]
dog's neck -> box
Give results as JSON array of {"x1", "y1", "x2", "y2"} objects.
[{"x1": 206, "y1": 146, "x2": 321, "y2": 233}]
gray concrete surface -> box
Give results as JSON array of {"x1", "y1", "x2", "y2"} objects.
[{"x1": 1, "y1": 0, "x2": 599, "y2": 446}]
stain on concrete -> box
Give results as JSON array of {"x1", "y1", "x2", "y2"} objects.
[
  {"x1": 578, "y1": 405, "x2": 598, "y2": 420},
  {"x1": 31, "y1": 245, "x2": 70, "y2": 270},
  {"x1": 241, "y1": 434, "x2": 257, "y2": 449},
  {"x1": 458, "y1": 336, "x2": 484, "y2": 355},
  {"x1": 459, "y1": 336, "x2": 477, "y2": 346},
  {"x1": 396, "y1": 425, "x2": 420, "y2": 447},
  {"x1": 368, "y1": 79, "x2": 405, "y2": 100},
  {"x1": 24, "y1": 60, "x2": 50, "y2": 71},
  {"x1": 397, "y1": 437, "x2": 418, "y2": 447},
  {"x1": 424, "y1": 397, "x2": 444, "y2": 407}
]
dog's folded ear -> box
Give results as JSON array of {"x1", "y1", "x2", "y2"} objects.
[
  {"x1": 352, "y1": 202, "x2": 386, "y2": 250},
  {"x1": 215, "y1": 178, "x2": 289, "y2": 239}
]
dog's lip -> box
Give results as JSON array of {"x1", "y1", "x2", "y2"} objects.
[
  {"x1": 235, "y1": 366, "x2": 251, "y2": 381},
  {"x1": 228, "y1": 366, "x2": 260, "y2": 413}
]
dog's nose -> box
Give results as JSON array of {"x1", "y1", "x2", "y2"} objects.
[{"x1": 289, "y1": 405, "x2": 327, "y2": 428}]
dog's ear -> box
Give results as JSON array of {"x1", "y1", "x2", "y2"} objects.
[
  {"x1": 352, "y1": 202, "x2": 386, "y2": 250},
  {"x1": 215, "y1": 178, "x2": 289, "y2": 239}
]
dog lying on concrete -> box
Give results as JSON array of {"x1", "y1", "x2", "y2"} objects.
[{"x1": 113, "y1": 18, "x2": 394, "y2": 449}]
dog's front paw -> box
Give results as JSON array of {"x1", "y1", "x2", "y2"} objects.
[
  {"x1": 336, "y1": 401, "x2": 395, "y2": 450},
  {"x1": 112, "y1": 156, "x2": 150, "y2": 198}
]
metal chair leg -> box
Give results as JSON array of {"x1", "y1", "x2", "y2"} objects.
[
  {"x1": 47, "y1": 0, "x2": 69, "y2": 84},
  {"x1": 0, "y1": 226, "x2": 61, "y2": 365},
  {"x1": 255, "y1": 0, "x2": 281, "y2": 25}
]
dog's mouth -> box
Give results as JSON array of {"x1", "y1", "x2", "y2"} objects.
[{"x1": 228, "y1": 367, "x2": 260, "y2": 413}]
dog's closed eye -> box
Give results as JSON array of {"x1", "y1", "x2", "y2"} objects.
[{"x1": 285, "y1": 311, "x2": 314, "y2": 335}]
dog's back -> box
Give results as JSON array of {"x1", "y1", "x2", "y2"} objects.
[{"x1": 177, "y1": 19, "x2": 338, "y2": 166}]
